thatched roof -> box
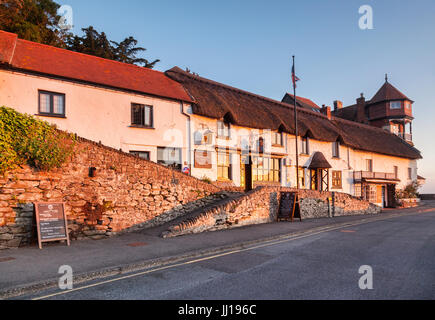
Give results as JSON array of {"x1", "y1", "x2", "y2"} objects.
[{"x1": 165, "y1": 67, "x2": 422, "y2": 160}]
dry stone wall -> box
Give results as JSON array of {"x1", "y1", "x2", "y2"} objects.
[
  {"x1": 163, "y1": 187, "x2": 381, "y2": 238},
  {"x1": 0, "y1": 137, "x2": 219, "y2": 249}
]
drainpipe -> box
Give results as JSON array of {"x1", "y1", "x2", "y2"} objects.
[{"x1": 181, "y1": 102, "x2": 192, "y2": 170}]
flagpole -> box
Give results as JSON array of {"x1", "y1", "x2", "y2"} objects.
[{"x1": 293, "y1": 55, "x2": 300, "y2": 190}]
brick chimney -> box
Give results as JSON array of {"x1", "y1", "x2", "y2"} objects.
[
  {"x1": 356, "y1": 93, "x2": 367, "y2": 123},
  {"x1": 333, "y1": 100, "x2": 343, "y2": 111},
  {"x1": 321, "y1": 105, "x2": 332, "y2": 120}
]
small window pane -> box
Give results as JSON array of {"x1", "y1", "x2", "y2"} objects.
[
  {"x1": 40, "y1": 94, "x2": 51, "y2": 113},
  {"x1": 144, "y1": 106, "x2": 151, "y2": 126},
  {"x1": 53, "y1": 95, "x2": 64, "y2": 114}
]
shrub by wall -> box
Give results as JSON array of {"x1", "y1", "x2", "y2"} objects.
[{"x1": 0, "y1": 106, "x2": 76, "y2": 174}]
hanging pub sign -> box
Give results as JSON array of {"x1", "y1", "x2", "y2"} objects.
[
  {"x1": 34, "y1": 202, "x2": 70, "y2": 249},
  {"x1": 278, "y1": 192, "x2": 302, "y2": 222}
]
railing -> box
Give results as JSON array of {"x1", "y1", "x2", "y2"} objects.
[
  {"x1": 397, "y1": 133, "x2": 412, "y2": 142},
  {"x1": 354, "y1": 171, "x2": 397, "y2": 181}
]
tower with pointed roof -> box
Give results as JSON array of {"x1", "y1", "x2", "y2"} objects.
[{"x1": 333, "y1": 75, "x2": 415, "y2": 145}]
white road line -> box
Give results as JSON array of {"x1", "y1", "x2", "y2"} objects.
[{"x1": 31, "y1": 212, "x2": 428, "y2": 301}]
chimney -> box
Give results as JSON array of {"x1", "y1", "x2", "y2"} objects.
[
  {"x1": 321, "y1": 105, "x2": 332, "y2": 120},
  {"x1": 356, "y1": 93, "x2": 367, "y2": 123},
  {"x1": 333, "y1": 100, "x2": 343, "y2": 111}
]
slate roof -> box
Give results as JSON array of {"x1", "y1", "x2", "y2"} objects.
[
  {"x1": 282, "y1": 93, "x2": 321, "y2": 113},
  {"x1": 166, "y1": 67, "x2": 422, "y2": 160},
  {"x1": 370, "y1": 81, "x2": 412, "y2": 104},
  {"x1": 0, "y1": 30, "x2": 193, "y2": 103}
]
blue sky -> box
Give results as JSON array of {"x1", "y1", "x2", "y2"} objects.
[{"x1": 59, "y1": 0, "x2": 435, "y2": 192}]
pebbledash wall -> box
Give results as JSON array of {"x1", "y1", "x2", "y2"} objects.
[
  {"x1": 162, "y1": 187, "x2": 381, "y2": 238},
  {"x1": 0, "y1": 136, "x2": 219, "y2": 249}
]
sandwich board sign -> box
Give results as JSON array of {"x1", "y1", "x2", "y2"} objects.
[
  {"x1": 278, "y1": 192, "x2": 302, "y2": 222},
  {"x1": 34, "y1": 202, "x2": 70, "y2": 249}
]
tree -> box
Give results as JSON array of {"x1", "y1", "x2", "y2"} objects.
[
  {"x1": 111, "y1": 36, "x2": 160, "y2": 68},
  {"x1": 67, "y1": 26, "x2": 116, "y2": 60},
  {"x1": 0, "y1": 0, "x2": 69, "y2": 47},
  {"x1": 0, "y1": 1, "x2": 160, "y2": 68},
  {"x1": 67, "y1": 27, "x2": 159, "y2": 69}
]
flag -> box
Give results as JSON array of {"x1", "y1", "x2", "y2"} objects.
[{"x1": 292, "y1": 64, "x2": 300, "y2": 88}]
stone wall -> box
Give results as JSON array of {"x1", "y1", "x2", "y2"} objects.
[
  {"x1": 162, "y1": 187, "x2": 381, "y2": 238},
  {"x1": 291, "y1": 188, "x2": 381, "y2": 218},
  {"x1": 162, "y1": 187, "x2": 279, "y2": 238},
  {"x1": 0, "y1": 136, "x2": 220, "y2": 249}
]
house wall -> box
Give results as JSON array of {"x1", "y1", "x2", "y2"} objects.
[
  {"x1": 187, "y1": 114, "x2": 287, "y2": 186},
  {"x1": 186, "y1": 113, "x2": 418, "y2": 199},
  {"x1": 0, "y1": 69, "x2": 191, "y2": 166}
]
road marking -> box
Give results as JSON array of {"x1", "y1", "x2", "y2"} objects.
[{"x1": 31, "y1": 212, "x2": 419, "y2": 300}]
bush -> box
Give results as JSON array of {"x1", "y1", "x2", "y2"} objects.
[
  {"x1": 200, "y1": 176, "x2": 212, "y2": 184},
  {"x1": 396, "y1": 180, "x2": 421, "y2": 199},
  {"x1": 0, "y1": 106, "x2": 76, "y2": 174}
]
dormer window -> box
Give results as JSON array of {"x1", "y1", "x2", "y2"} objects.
[
  {"x1": 272, "y1": 131, "x2": 283, "y2": 146},
  {"x1": 217, "y1": 120, "x2": 230, "y2": 139},
  {"x1": 332, "y1": 141, "x2": 340, "y2": 158},
  {"x1": 301, "y1": 136, "x2": 309, "y2": 155},
  {"x1": 390, "y1": 101, "x2": 401, "y2": 110},
  {"x1": 405, "y1": 101, "x2": 412, "y2": 109}
]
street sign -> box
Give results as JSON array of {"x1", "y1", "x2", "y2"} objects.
[{"x1": 34, "y1": 202, "x2": 70, "y2": 249}]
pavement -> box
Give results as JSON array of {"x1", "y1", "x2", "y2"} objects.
[{"x1": 1, "y1": 201, "x2": 434, "y2": 299}]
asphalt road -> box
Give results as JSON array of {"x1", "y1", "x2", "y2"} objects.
[{"x1": 18, "y1": 209, "x2": 435, "y2": 300}]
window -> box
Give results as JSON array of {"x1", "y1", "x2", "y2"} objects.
[
  {"x1": 129, "y1": 151, "x2": 150, "y2": 161},
  {"x1": 332, "y1": 141, "x2": 340, "y2": 158},
  {"x1": 332, "y1": 171, "x2": 342, "y2": 189},
  {"x1": 405, "y1": 101, "x2": 412, "y2": 109},
  {"x1": 252, "y1": 157, "x2": 280, "y2": 183},
  {"x1": 390, "y1": 101, "x2": 402, "y2": 110},
  {"x1": 364, "y1": 185, "x2": 377, "y2": 203},
  {"x1": 258, "y1": 137, "x2": 265, "y2": 154},
  {"x1": 301, "y1": 136, "x2": 309, "y2": 155},
  {"x1": 38, "y1": 91, "x2": 65, "y2": 117},
  {"x1": 217, "y1": 152, "x2": 231, "y2": 180},
  {"x1": 408, "y1": 167, "x2": 412, "y2": 180},
  {"x1": 272, "y1": 132, "x2": 283, "y2": 146},
  {"x1": 298, "y1": 167, "x2": 305, "y2": 188},
  {"x1": 131, "y1": 103, "x2": 153, "y2": 127},
  {"x1": 217, "y1": 120, "x2": 230, "y2": 139},
  {"x1": 394, "y1": 166, "x2": 398, "y2": 179},
  {"x1": 157, "y1": 147, "x2": 181, "y2": 170},
  {"x1": 366, "y1": 159, "x2": 373, "y2": 172}
]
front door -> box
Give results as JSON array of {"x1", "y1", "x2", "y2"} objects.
[{"x1": 241, "y1": 155, "x2": 253, "y2": 192}]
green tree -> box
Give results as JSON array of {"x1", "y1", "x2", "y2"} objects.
[
  {"x1": 0, "y1": 0, "x2": 69, "y2": 47},
  {"x1": 68, "y1": 27, "x2": 159, "y2": 69},
  {"x1": 111, "y1": 36, "x2": 160, "y2": 68},
  {"x1": 67, "y1": 26, "x2": 116, "y2": 60},
  {"x1": 0, "y1": 1, "x2": 160, "y2": 68}
]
